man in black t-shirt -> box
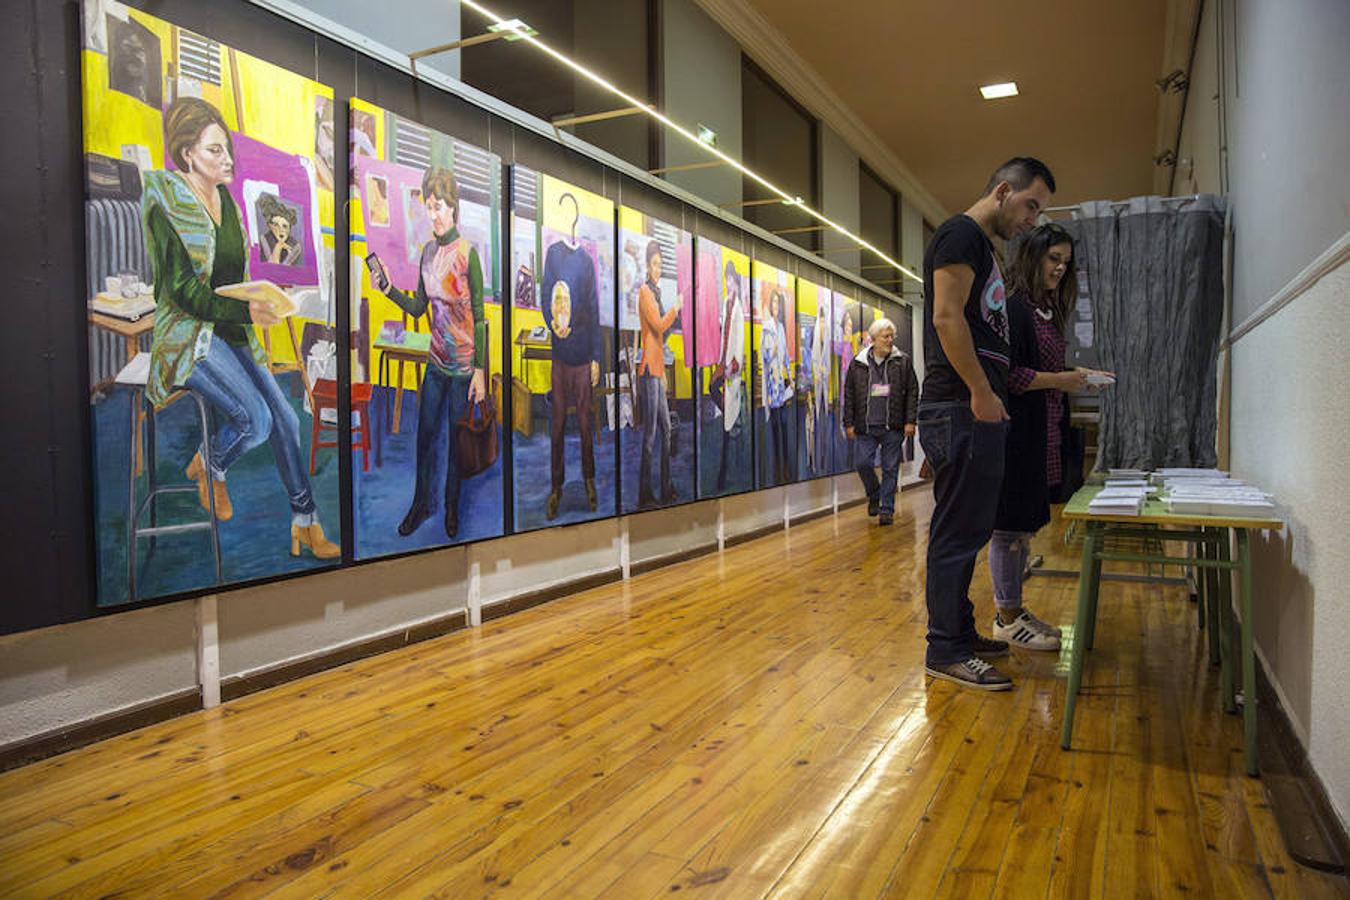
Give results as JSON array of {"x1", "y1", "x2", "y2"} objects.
[{"x1": 918, "y1": 157, "x2": 1056, "y2": 691}]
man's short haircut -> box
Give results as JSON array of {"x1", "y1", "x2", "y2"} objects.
[
  {"x1": 983, "y1": 157, "x2": 1056, "y2": 196},
  {"x1": 868, "y1": 317, "x2": 897, "y2": 338}
]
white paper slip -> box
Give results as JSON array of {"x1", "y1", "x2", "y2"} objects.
[{"x1": 1085, "y1": 372, "x2": 1115, "y2": 386}]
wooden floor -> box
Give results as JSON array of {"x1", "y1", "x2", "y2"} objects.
[{"x1": 2, "y1": 488, "x2": 1347, "y2": 899}]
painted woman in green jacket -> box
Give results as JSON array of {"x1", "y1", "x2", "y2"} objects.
[{"x1": 141, "y1": 97, "x2": 338, "y2": 560}]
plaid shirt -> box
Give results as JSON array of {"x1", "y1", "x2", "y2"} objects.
[{"x1": 1007, "y1": 309, "x2": 1067, "y2": 487}]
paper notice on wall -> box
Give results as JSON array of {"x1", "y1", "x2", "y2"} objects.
[
  {"x1": 1074, "y1": 321, "x2": 1095, "y2": 348},
  {"x1": 1076, "y1": 296, "x2": 1092, "y2": 318}
]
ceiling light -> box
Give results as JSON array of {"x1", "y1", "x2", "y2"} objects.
[
  {"x1": 979, "y1": 82, "x2": 1018, "y2": 100},
  {"x1": 457, "y1": 0, "x2": 923, "y2": 287}
]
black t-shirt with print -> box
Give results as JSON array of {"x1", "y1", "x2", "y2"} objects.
[{"x1": 920, "y1": 214, "x2": 1010, "y2": 404}]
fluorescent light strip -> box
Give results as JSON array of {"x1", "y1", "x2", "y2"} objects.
[{"x1": 458, "y1": 0, "x2": 922, "y2": 287}]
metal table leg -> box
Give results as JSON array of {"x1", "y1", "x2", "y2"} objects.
[{"x1": 1061, "y1": 523, "x2": 1101, "y2": 750}]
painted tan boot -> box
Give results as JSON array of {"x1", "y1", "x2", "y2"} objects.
[
  {"x1": 290, "y1": 522, "x2": 340, "y2": 559},
  {"x1": 186, "y1": 452, "x2": 233, "y2": 521}
]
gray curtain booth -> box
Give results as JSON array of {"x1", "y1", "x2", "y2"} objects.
[{"x1": 1061, "y1": 196, "x2": 1228, "y2": 470}]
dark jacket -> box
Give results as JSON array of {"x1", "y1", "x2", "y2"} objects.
[
  {"x1": 842, "y1": 345, "x2": 919, "y2": 433},
  {"x1": 995, "y1": 292, "x2": 1057, "y2": 533}
]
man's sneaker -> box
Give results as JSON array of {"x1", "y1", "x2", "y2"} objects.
[
  {"x1": 993, "y1": 610, "x2": 1063, "y2": 651},
  {"x1": 867, "y1": 497, "x2": 879, "y2": 517},
  {"x1": 879, "y1": 513, "x2": 894, "y2": 526},
  {"x1": 925, "y1": 657, "x2": 1013, "y2": 691},
  {"x1": 971, "y1": 633, "x2": 1010, "y2": 657}
]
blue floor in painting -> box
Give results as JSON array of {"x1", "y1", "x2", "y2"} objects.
[{"x1": 93, "y1": 373, "x2": 341, "y2": 607}]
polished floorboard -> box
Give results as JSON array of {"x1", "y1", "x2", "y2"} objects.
[{"x1": 2, "y1": 487, "x2": 1347, "y2": 899}]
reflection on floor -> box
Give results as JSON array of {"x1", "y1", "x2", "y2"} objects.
[{"x1": 35, "y1": 486, "x2": 1348, "y2": 897}]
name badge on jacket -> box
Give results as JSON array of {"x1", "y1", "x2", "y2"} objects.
[{"x1": 869, "y1": 383, "x2": 891, "y2": 397}]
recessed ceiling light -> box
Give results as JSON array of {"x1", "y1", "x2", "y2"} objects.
[{"x1": 979, "y1": 82, "x2": 1019, "y2": 100}]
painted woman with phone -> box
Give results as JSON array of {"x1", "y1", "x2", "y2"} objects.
[{"x1": 368, "y1": 167, "x2": 487, "y2": 540}]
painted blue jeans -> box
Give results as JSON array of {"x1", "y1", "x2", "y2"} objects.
[
  {"x1": 184, "y1": 335, "x2": 316, "y2": 516},
  {"x1": 412, "y1": 365, "x2": 472, "y2": 516},
  {"x1": 638, "y1": 373, "x2": 671, "y2": 498}
]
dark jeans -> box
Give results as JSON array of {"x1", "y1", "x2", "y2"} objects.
[
  {"x1": 411, "y1": 365, "x2": 471, "y2": 515},
  {"x1": 918, "y1": 402, "x2": 1009, "y2": 666},
  {"x1": 854, "y1": 427, "x2": 905, "y2": 515},
  {"x1": 550, "y1": 360, "x2": 595, "y2": 491},
  {"x1": 638, "y1": 373, "x2": 670, "y2": 499}
]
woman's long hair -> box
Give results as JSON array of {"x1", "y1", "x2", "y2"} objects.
[{"x1": 1008, "y1": 223, "x2": 1077, "y2": 333}]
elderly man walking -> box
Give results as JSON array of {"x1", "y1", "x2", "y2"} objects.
[{"x1": 842, "y1": 318, "x2": 918, "y2": 526}]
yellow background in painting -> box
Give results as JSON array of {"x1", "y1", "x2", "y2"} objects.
[
  {"x1": 797, "y1": 278, "x2": 819, "y2": 319},
  {"x1": 81, "y1": 6, "x2": 335, "y2": 368},
  {"x1": 347, "y1": 98, "x2": 504, "y2": 392},
  {"x1": 696, "y1": 245, "x2": 752, "y2": 398},
  {"x1": 751, "y1": 261, "x2": 797, "y2": 402},
  {"x1": 541, "y1": 174, "x2": 613, "y2": 232}
]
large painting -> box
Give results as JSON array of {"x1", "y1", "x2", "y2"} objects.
[
  {"x1": 510, "y1": 166, "x2": 617, "y2": 530},
  {"x1": 796, "y1": 278, "x2": 834, "y2": 479},
  {"x1": 81, "y1": 0, "x2": 339, "y2": 606},
  {"x1": 617, "y1": 208, "x2": 693, "y2": 513},
  {"x1": 348, "y1": 99, "x2": 505, "y2": 558},
  {"x1": 693, "y1": 239, "x2": 752, "y2": 498},
  {"x1": 752, "y1": 260, "x2": 798, "y2": 488}
]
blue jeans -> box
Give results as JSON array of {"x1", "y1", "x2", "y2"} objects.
[
  {"x1": 412, "y1": 366, "x2": 472, "y2": 515},
  {"x1": 918, "y1": 402, "x2": 1008, "y2": 666},
  {"x1": 184, "y1": 335, "x2": 316, "y2": 516},
  {"x1": 989, "y1": 530, "x2": 1034, "y2": 610},
  {"x1": 638, "y1": 373, "x2": 671, "y2": 498},
  {"x1": 854, "y1": 427, "x2": 905, "y2": 515}
]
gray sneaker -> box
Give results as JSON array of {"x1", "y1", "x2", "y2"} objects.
[
  {"x1": 925, "y1": 657, "x2": 1014, "y2": 691},
  {"x1": 993, "y1": 609, "x2": 1062, "y2": 651}
]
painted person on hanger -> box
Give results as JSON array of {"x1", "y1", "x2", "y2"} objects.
[
  {"x1": 541, "y1": 194, "x2": 602, "y2": 520},
  {"x1": 369, "y1": 167, "x2": 487, "y2": 540},
  {"x1": 760, "y1": 287, "x2": 792, "y2": 484},
  {"x1": 810, "y1": 301, "x2": 831, "y2": 472},
  {"x1": 140, "y1": 97, "x2": 338, "y2": 560},
  {"x1": 714, "y1": 260, "x2": 747, "y2": 491},
  {"x1": 636, "y1": 240, "x2": 682, "y2": 507},
  {"x1": 918, "y1": 157, "x2": 1056, "y2": 691},
  {"x1": 988, "y1": 224, "x2": 1110, "y2": 650},
  {"x1": 842, "y1": 317, "x2": 918, "y2": 526}
]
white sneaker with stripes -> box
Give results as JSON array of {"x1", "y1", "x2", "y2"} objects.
[{"x1": 993, "y1": 609, "x2": 1062, "y2": 651}]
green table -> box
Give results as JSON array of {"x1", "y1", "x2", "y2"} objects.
[{"x1": 1059, "y1": 485, "x2": 1283, "y2": 776}]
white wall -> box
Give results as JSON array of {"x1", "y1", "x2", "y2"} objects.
[{"x1": 1181, "y1": 0, "x2": 1350, "y2": 829}]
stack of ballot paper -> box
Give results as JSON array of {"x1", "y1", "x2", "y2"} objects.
[
  {"x1": 1089, "y1": 485, "x2": 1149, "y2": 515},
  {"x1": 1163, "y1": 478, "x2": 1276, "y2": 517}
]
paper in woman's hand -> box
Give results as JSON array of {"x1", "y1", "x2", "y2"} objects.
[{"x1": 216, "y1": 281, "x2": 297, "y2": 317}]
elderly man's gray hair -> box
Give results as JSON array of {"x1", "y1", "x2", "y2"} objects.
[{"x1": 868, "y1": 317, "x2": 897, "y2": 338}]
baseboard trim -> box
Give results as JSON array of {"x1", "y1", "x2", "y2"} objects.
[
  {"x1": 630, "y1": 544, "x2": 717, "y2": 577},
  {"x1": 1253, "y1": 641, "x2": 1349, "y2": 875},
  {"x1": 220, "y1": 610, "x2": 470, "y2": 702},
  {"x1": 0, "y1": 688, "x2": 202, "y2": 773},
  {"x1": 482, "y1": 568, "x2": 624, "y2": 622},
  {"x1": 724, "y1": 523, "x2": 782, "y2": 548}
]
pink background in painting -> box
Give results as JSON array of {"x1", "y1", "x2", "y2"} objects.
[
  {"x1": 695, "y1": 246, "x2": 722, "y2": 367},
  {"x1": 353, "y1": 155, "x2": 426, "y2": 292},
  {"x1": 223, "y1": 133, "x2": 322, "y2": 287}
]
